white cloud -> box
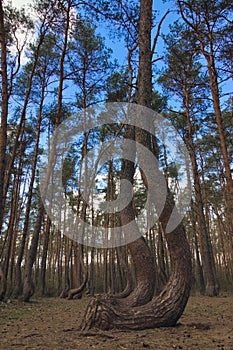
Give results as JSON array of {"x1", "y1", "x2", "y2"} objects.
[
  {"x1": 11, "y1": 0, "x2": 32, "y2": 9},
  {"x1": 8, "y1": 0, "x2": 35, "y2": 65}
]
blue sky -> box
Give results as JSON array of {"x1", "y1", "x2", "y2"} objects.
[
  {"x1": 12, "y1": 0, "x2": 176, "y2": 67},
  {"x1": 98, "y1": 0, "x2": 177, "y2": 66}
]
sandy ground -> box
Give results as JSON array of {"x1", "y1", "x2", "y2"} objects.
[{"x1": 0, "y1": 295, "x2": 232, "y2": 350}]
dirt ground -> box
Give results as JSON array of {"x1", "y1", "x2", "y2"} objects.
[{"x1": 0, "y1": 295, "x2": 232, "y2": 350}]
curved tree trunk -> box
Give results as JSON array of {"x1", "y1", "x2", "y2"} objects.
[
  {"x1": 80, "y1": 0, "x2": 192, "y2": 331},
  {"x1": 114, "y1": 123, "x2": 156, "y2": 307},
  {"x1": 81, "y1": 191, "x2": 192, "y2": 330},
  {"x1": 60, "y1": 251, "x2": 88, "y2": 300},
  {"x1": 114, "y1": 247, "x2": 134, "y2": 298}
]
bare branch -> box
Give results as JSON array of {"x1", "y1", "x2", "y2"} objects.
[{"x1": 151, "y1": 10, "x2": 170, "y2": 56}]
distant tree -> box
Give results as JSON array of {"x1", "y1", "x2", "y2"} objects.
[
  {"x1": 67, "y1": 19, "x2": 114, "y2": 109},
  {"x1": 14, "y1": 32, "x2": 60, "y2": 298},
  {"x1": 177, "y1": 0, "x2": 233, "y2": 246},
  {"x1": 159, "y1": 22, "x2": 219, "y2": 295},
  {"x1": 22, "y1": 0, "x2": 74, "y2": 302}
]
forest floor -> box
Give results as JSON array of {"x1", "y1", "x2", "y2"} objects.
[{"x1": 0, "y1": 294, "x2": 233, "y2": 350}]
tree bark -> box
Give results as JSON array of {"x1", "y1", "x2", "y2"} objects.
[
  {"x1": 39, "y1": 217, "x2": 51, "y2": 296},
  {"x1": 21, "y1": 0, "x2": 72, "y2": 302},
  {"x1": 60, "y1": 246, "x2": 88, "y2": 300},
  {"x1": 0, "y1": 265, "x2": 6, "y2": 301},
  {"x1": 0, "y1": 0, "x2": 8, "y2": 234},
  {"x1": 14, "y1": 65, "x2": 45, "y2": 297},
  {"x1": 81, "y1": 192, "x2": 192, "y2": 330},
  {"x1": 22, "y1": 204, "x2": 44, "y2": 302},
  {"x1": 184, "y1": 88, "x2": 218, "y2": 296},
  {"x1": 117, "y1": 123, "x2": 156, "y2": 307},
  {"x1": 177, "y1": 0, "x2": 233, "y2": 246},
  {"x1": 80, "y1": 0, "x2": 192, "y2": 331}
]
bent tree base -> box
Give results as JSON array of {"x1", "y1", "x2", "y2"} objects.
[{"x1": 80, "y1": 222, "x2": 192, "y2": 331}]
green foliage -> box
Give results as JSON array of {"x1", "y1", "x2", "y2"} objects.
[
  {"x1": 67, "y1": 19, "x2": 115, "y2": 108},
  {"x1": 106, "y1": 70, "x2": 129, "y2": 102},
  {"x1": 3, "y1": 3, "x2": 34, "y2": 48}
]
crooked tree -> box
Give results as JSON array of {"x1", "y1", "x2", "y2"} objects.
[{"x1": 80, "y1": 0, "x2": 192, "y2": 331}]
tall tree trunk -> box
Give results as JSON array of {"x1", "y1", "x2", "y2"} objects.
[
  {"x1": 1, "y1": 192, "x2": 15, "y2": 299},
  {"x1": 80, "y1": 0, "x2": 192, "y2": 331},
  {"x1": 22, "y1": 0, "x2": 72, "y2": 302},
  {"x1": 204, "y1": 53, "x2": 233, "y2": 230},
  {"x1": 184, "y1": 88, "x2": 218, "y2": 296},
  {"x1": 0, "y1": 265, "x2": 6, "y2": 301},
  {"x1": 1, "y1": 124, "x2": 25, "y2": 299},
  {"x1": 40, "y1": 217, "x2": 51, "y2": 296},
  {"x1": 0, "y1": 1, "x2": 8, "y2": 234},
  {"x1": 2, "y1": 21, "x2": 47, "y2": 225},
  {"x1": 14, "y1": 66, "x2": 45, "y2": 297},
  {"x1": 119, "y1": 123, "x2": 156, "y2": 306},
  {"x1": 189, "y1": 199, "x2": 205, "y2": 295},
  {"x1": 177, "y1": 0, "x2": 233, "y2": 242},
  {"x1": 22, "y1": 204, "x2": 44, "y2": 302}
]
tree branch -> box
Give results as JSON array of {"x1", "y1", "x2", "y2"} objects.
[{"x1": 151, "y1": 10, "x2": 170, "y2": 56}]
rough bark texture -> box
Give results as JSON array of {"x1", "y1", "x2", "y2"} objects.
[
  {"x1": 184, "y1": 88, "x2": 218, "y2": 296},
  {"x1": 14, "y1": 75, "x2": 45, "y2": 298},
  {"x1": 80, "y1": 191, "x2": 192, "y2": 330},
  {"x1": 0, "y1": 1, "x2": 8, "y2": 234},
  {"x1": 177, "y1": 0, "x2": 233, "y2": 255},
  {"x1": 114, "y1": 247, "x2": 134, "y2": 298},
  {"x1": 21, "y1": 0, "x2": 72, "y2": 302},
  {"x1": 0, "y1": 265, "x2": 6, "y2": 301},
  {"x1": 117, "y1": 123, "x2": 156, "y2": 307},
  {"x1": 22, "y1": 205, "x2": 44, "y2": 302},
  {"x1": 80, "y1": 0, "x2": 192, "y2": 331}
]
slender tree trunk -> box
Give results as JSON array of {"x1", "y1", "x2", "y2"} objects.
[
  {"x1": 2, "y1": 23, "x2": 47, "y2": 226},
  {"x1": 40, "y1": 217, "x2": 51, "y2": 296},
  {"x1": 205, "y1": 53, "x2": 233, "y2": 230},
  {"x1": 1, "y1": 125, "x2": 25, "y2": 299},
  {"x1": 89, "y1": 246, "x2": 95, "y2": 296},
  {"x1": 22, "y1": 204, "x2": 44, "y2": 301},
  {"x1": 22, "y1": 0, "x2": 72, "y2": 302},
  {"x1": 184, "y1": 87, "x2": 218, "y2": 296},
  {"x1": 189, "y1": 199, "x2": 205, "y2": 295},
  {"x1": 0, "y1": 1, "x2": 8, "y2": 234},
  {"x1": 0, "y1": 265, "x2": 6, "y2": 301},
  {"x1": 1, "y1": 191, "x2": 15, "y2": 299},
  {"x1": 177, "y1": 0, "x2": 233, "y2": 239},
  {"x1": 14, "y1": 67, "x2": 45, "y2": 297}
]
